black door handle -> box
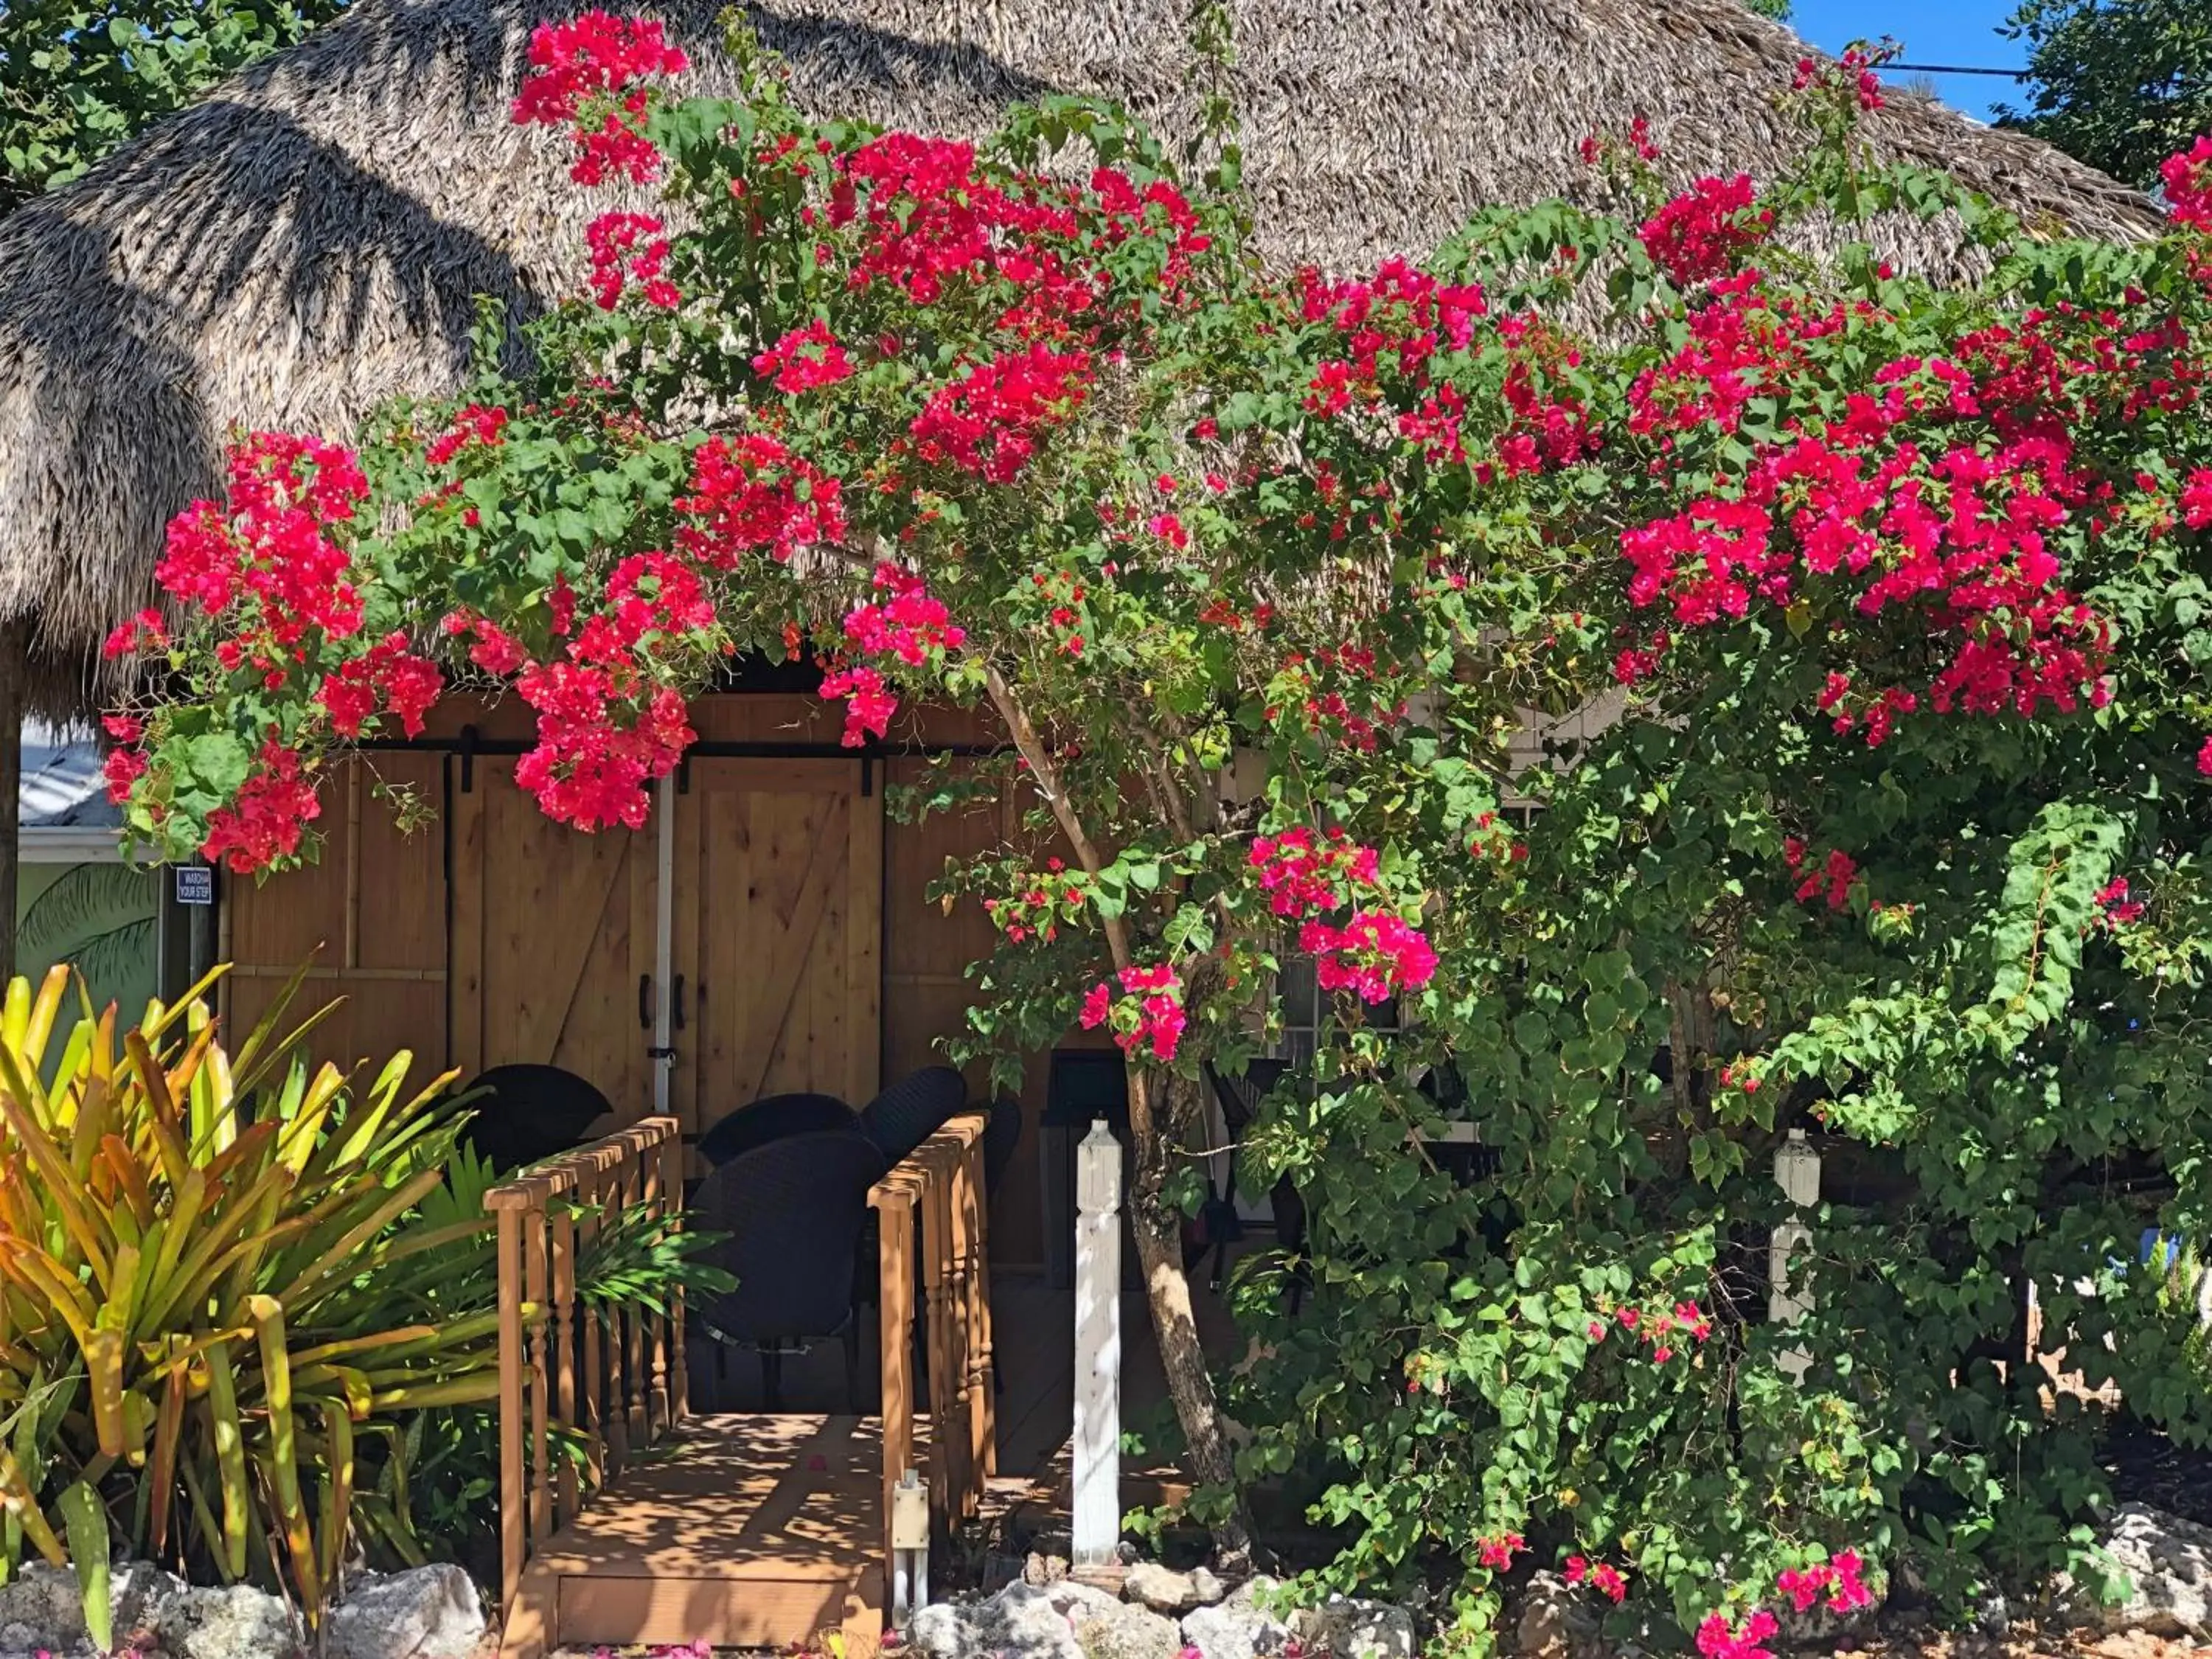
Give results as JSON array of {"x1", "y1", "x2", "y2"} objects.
[
  {"x1": 639, "y1": 973, "x2": 653, "y2": 1029},
  {"x1": 672, "y1": 974, "x2": 687, "y2": 1031}
]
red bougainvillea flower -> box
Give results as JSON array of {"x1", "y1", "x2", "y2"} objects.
[
  {"x1": 441, "y1": 608, "x2": 534, "y2": 677},
  {"x1": 909, "y1": 345, "x2": 1093, "y2": 482},
  {"x1": 1775, "y1": 1549, "x2": 1873, "y2": 1615},
  {"x1": 585, "y1": 212, "x2": 678, "y2": 310},
  {"x1": 1477, "y1": 1533, "x2": 1525, "y2": 1571},
  {"x1": 1638, "y1": 175, "x2": 1773, "y2": 288},
  {"x1": 1564, "y1": 1557, "x2": 1629, "y2": 1602},
  {"x1": 675, "y1": 434, "x2": 846, "y2": 566},
  {"x1": 1077, "y1": 961, "x2": 1189, "y2": 1062},
  {"x1": 1248, "y1": 827, "x2": 1381, "y2": 919},
  {"x1": 819, "y1": 662, "x2": 897, "y2": 747},
  {"x1": 2182, "y1": 468, "x2": 2212, "y2": 529},
  {"x1": 2094, "y1": 877, "x2": 2146, "y2": 928},
  {"x1": 2161, "y1": 136, "x2": 2212, "y2": 234},
  {"x1": 514, "y1": 668, "x2": 694, "y2": 830},
  {"x1": 314, "y1": 633, "x2": 443, "y2": 738},
  {"x1": 102, "y1": 608, "x2": 170, "y2": 660},
  {"x1": 201, "y1": 742, "x2": 322, "y2": 872},
  {"x1": 1298, "y1": 911, "x2": 1439, "y2": 1002},
  {"x1": 843, "y1": 563, "x2": 964, "y2": 665},
  {"x1": 1694, "y1": 1609, "x2": 1779, "y2": 1659},
  {"x1": 511, "y1": 11, "x2": 688, "y2": 185},
  {"x1": 153, "y1": 432, "x2": 369, "y2": 685},
  {"x1": 425, "y1": 403, "x2": 509, "y2": 467},
  {"x1": 102, "y1": 744, "x2": 149, "y2": 805},
  {"x1": 753, "y1": 319, "x2": 855, "y2": 392}
]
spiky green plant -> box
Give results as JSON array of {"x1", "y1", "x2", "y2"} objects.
[{"x1": 0, "y1": 962, "x2": 508, "y2": 1633}]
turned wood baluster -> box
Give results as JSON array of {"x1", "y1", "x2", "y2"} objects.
[
  {"x1": 959, "y1": 1124, "x2": 996, "y2": 1492},
  {"x1": 524, "y1": 1181, "x2": 553, "y2": 1548},
  {"x1": 659, "y1": 1127, "x2": 689, "y2": 1424},
  {"x1": 490, "y1": 1194, "x2": 526, "y2": 1621},
  {"x1": 578, "y1": 1154, "x2": 607, "y2": 1494},
  {"x1": 641, "y1": 1126, "x2": 671, "y2": 1436},
  {"x1": 551, "y1": 1176, "x2": 580, "y2": 1526},
  {"x1": 603, "y1": 1145, "x2": 632, "y2": 1481},
  {"x1": 622, "y1": 1141, "x2": 649, "y2": 1447},
  {"x1": 928, "y1": 1134, "x2": 973, "y2": 1528}
]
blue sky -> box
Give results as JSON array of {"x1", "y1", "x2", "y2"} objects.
[{"x1": 1787, "y1": 0, "x2": 2028, "y2": 122}]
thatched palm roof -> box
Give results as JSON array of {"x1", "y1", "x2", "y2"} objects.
[{"x1": 0, "y1": 0, "x2": 2163, "y2": 722}]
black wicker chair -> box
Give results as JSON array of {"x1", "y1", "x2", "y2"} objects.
[
  {"x1": 457, "y1": 1064, "x2": 616, "y2": 1173},
  {"x1": 976, "y1": 1093, "x2": 1022, "y2": 1200},
  {"x1": 857, "y1": 1066, "x2": 969, "y2": 1166},
  {"x1": 698, "y1": 1091, "x2": 857, "y2": 1167},
  {"x1": 692, "y1": 1130, "x2": 887, "y2": 1410}
]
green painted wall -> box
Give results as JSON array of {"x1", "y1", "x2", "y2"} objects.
[{"x1": 16, "y1": 861, "x2": 160, "y2": 1024}]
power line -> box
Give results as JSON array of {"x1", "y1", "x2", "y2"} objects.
[{"x1": 1879, "y1": 61, "x2": 2031, "y2": 78}]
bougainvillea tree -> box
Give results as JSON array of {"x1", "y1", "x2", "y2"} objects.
[{"x1": 106, "y1": 13, "x2": 2212, "y2": 1646}]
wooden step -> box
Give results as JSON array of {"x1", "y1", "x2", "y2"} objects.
[{"x1": 501, "y1": 1413, "x2": 897, "y2": 1659}]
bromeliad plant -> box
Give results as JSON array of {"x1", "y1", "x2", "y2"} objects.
[
  {"x1": 0, "y1": 962, "x2": 504, "y2": 1637},
  {"x1": 0, "y1": 961, "x2": 727, "y2": 1638},
  {"x1": 99, "y1": 9, "x2": 2212, "y2": 1648}
]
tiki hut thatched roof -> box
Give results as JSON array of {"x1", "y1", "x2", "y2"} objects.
[{"x1": 0, "y1": 0, "x2": 2163, "y2": 723}]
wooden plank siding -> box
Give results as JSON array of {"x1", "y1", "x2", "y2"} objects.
[
  {"x1": 218, "y1": 693, "x2": 1067, "y2": 1266},
  {"x1": 219, "y1": 750, "x2": 451, "y2": 1086}
]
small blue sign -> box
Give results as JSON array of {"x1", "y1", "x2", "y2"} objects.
[{"x1": 174, "y1": 866, "x2": 214, "y2": 906}]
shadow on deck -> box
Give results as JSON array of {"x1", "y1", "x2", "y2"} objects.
[{"x1": 488, "y1": 1116, "x2": 998, "y2": 1659}]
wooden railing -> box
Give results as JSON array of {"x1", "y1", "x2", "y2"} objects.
[
  {"x1": 485, "y1": 1110, "x2": 995, "y2": 1625},
  {"x1": 869, "y1": 1113, "x2": 996, "y2": 1566},
  {"x1": 486, "y1": 1116, "x2": 686, "y2": 1620}
]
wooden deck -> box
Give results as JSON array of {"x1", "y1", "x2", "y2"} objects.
[
  {"x1": 506, "y1": 1413, "x2": 897, "y2": 1655},
  {"x1": 490, "y1": 1116, "x2": 1001, "y2": 1659}
]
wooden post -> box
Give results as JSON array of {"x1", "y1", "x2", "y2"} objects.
[
  {"x1": 0, "y1": 625, "x2": 27, "y2": 986},
  {"x1": 492, "y1": 1197, "x2": 528, "y2": 1620},
  {"x1": 964, "y1": 1125, "x2": 995, "y2": 1483},
  {"x1": 871, "y1": 1176, "x2": 917, "y2": 1586},
  {"x1": 1770, "y1": 1128, "x2": 1820, "y2": 1383},
  {"x1": 1072, "y1": 1119, "x2": 1122, "y2": 1570}
]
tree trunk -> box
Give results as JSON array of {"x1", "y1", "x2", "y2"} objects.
[
  {"x1": 0, "y1": 625, "x2": 27, "y2": 987},
  {"x1": 973, "y1": 665, "x2": 1255, "y2": 1564},
  {"x1": 1127, "y1": 1065, "x2": 1256, "y2": 1570}
]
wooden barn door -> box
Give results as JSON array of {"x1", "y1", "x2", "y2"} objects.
[
  {"x1": 672, "y1": 758, "x2": 881, "y2": 1144},
  {"x1": 220, "y1": 752, "x2": 449, "y2": 1079},
  {"x1": 449, "y1": 757, "x2": 658, "y2": 1121}
]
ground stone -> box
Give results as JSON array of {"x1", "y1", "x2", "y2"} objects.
[
  {"x1": 1180, "y1": 1577, "x2": 1290, "y2": 1659},
  {"x1": 324, "y1": 1566, "x2": 485, "y2": 1659},
  {"x1": 1073, "y1": 1595, "x2": 1181, "y2": 1659},
  {"x1": 111, "y1": 1560, "x2": 192, "y2": 1647},
  {"x1": 2065, "y1": 1503, "x2": 2212, "y2": 1640},
  {"x1": 0, "y1": 1564, "x2": 88, "y2": 1649},
  {"x1": 1290, "y1": 1593, "x2": 1418, "y2": 1659},
  {"x1": 173, "y1": 1582, "x2": 303, "y2": 1659},
  {"x1": 1123, "y1": 1562, "x2": 1225, "y2": 1617},
  {"x1": 1506, "y1": 1570, "x2": 1602, "y2": 1658},
  {"x1": 910, "y1": 1582, "x2": 1109, "y2": 1659}
]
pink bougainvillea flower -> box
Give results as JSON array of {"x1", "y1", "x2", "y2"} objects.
[
  {"x1": 754, "y1": 319, "x2": 855, "y2": 393},
  {"x1": 2160, "y1": 136, "x2": 2212, "y2": 233},
  {"x1": 1478, "y1": 1532, "x2": 1525, "y2": 1570}
]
